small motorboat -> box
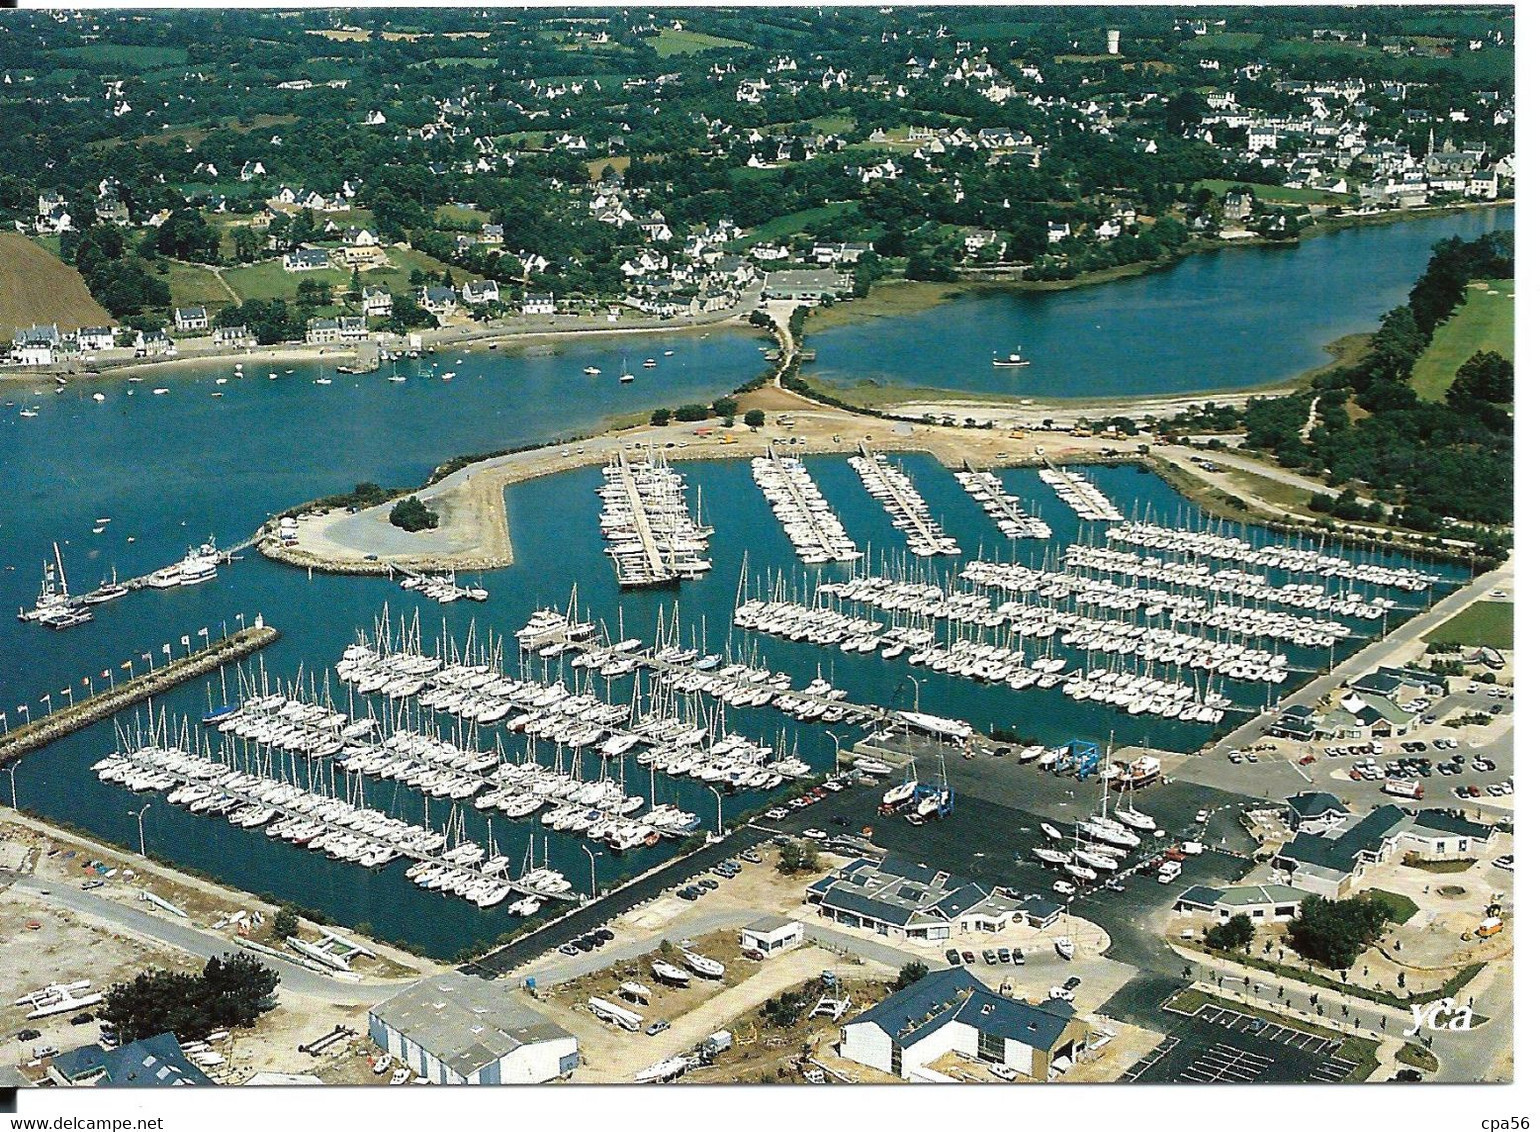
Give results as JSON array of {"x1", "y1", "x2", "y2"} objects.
[
  {"x1": 583, "y1": 366, "x2": 601, "y2": 376},
  {"x1": 1040, "y1": 822, "x2": 1062, "y2": 841},
  {"x1": 992, "y1": 349, "x2": 1031, "y2": 368},
  {"x1": 651, "y1": 960, "x2": 691, "y2": 987}
]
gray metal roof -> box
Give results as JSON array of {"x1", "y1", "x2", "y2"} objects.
[
  {"x1": 848, "y1": 968, "x2": 1075, "y2": 1052},
  {"x1": 370, "y1": 972, "x2": 573, "y2": 1076}
]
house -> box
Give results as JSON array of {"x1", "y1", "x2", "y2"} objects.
[
  {"x1": 10, "y1": 324, "x2": 61, "y2": 366},
  {"x1": 305, "y1": 316, "x2": 367, "y2": 344},
  {"x1": 1273, "y1": 805, "x2": 1412, "y2": 897},
  {"x1": 420, "y1": 286, "x2": 458, "y2": 316},
  {"x1": 283, "y1": 247, "x2": 331, "y2": 272},
  {"x1": 1222, "y1": 189, "x2": 1254, "y2": 221},
  {"x1": 1047, "y1": 221, "x2": 1072, "y2": 244},
  {"x1": 761, "y1": 268, "x2": 853, "y2": 302},
  {"x1": 1174, "y1": 884, "x2": 1311, "y2": 925},
  {"x1": 461, "y1": 279, "x2": 500, "y2": 305},
  {"x1": 173, "y1": 306, "x2": 209, "y2": 333},
  {"x1": 342, "y1": 227, "x2": 378, "y2": 247},
  {"x1": 521, "y1": 292, "x2": 556, "y2": 316},
  {"x1": 479, "y1": 223, "x2": 505, "y2": 246},
  {"x1": 1267, "y1": 703, "x2": 1320, "y2": 741},
  {"x1": 740, "y1": 915, "x2": 804, "y2": 956},
  {"x1": 806, "y1": 856, "x2": 1043, "y2": 941},
  {"x1": 362, "y1": 287, "x2": 394, "y2": 318},
  {"x1": 212, "y1": 324, "x2": 255, "y2": 349},
  {"x1": 1399, "y1": 810, "x2": 1494, "y2": 862},
  {"x1": 1285, "y1": 791, "x2": 1351, "y2": 834},
  {"x1": 49, "y1": 1033, "x2": 212, "y2": 1088},
  {"x1": 369, "y1": 972, "x2": 578, "y2": 1085},
  {"x1": 840, "y1": 967, "x2": 1089, "y2": 1081},
  {"x1": 133, "y1": 329, "x2": 176, "y2": 358},
  {"x1": 74, "y1": 326, "x2": 116, "y2": 352}
]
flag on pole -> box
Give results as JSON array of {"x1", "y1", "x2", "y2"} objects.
[
  {"x1": 181, "y1": 635, "x2": 190, "y2": 647},
  {"x1": 162, "y1": 643, "x2": 172, "y2": 656},
  {"x1": 122, "y1": 661, "x2": 133, "y2": 670},
  {"x1": 102, "y1": 670, "x2": 110, "y2": 679}
]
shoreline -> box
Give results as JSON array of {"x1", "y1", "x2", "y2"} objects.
[
  {"x1": 0, "y1": 300, "x2": 766, "y2": 385},
  {"x1": 800, "y1": 197, "x2": 1512, "y2": 341}
]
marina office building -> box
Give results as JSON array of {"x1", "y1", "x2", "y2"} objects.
[
  {"x1": 369, "y1": 973, "x2": 578, "y2": 1085},
  {"x1": 840, "y1": 967, "x2": 1089, "y2": 1081},
  {"x1": 806, "y1": 856, "x2": 1063, "y2": 941}
]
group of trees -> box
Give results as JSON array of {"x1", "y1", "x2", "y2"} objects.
[
  {"x1": 1285, "y1": 893, "x2": 1398, "y2": 970},
  {"x1": 389, "y1": 496, "x2": 438, "y2": 532},
  {"x1": 775, "y1": 839, "x2": 823, "y2": 875},
  {"x1": 100, "y1": 953, "x2": 280, "y2": 1044},
  {"x1": 64, "y1": 224, "x2": 170, "y2": 320},
  {"x1": 1237, "y1": 231, "x2": 1513, "y2": 529}
]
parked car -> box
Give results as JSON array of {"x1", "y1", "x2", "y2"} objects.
[
  {"x1": 646, "y1": 1020, "x2": 671, "y2": 1037},
  {"x1": 960, "y1": 951, "x2": 976, "y2": 964},
  {"x1": 945, "y1": 949, "x2": 962, "y2": 966},
  {"x1": 740, "y1": 850, "x2": 762, "y2": 864},
  {"x1": 698, "y1": 877, "x2": 719, "y2": 891},
  {"x1": 982, "y1": 949, "x2": 998, "y2": 965},
  {"x1": 1011, "y1": 948, "x2": 1026, "y2": 965}
]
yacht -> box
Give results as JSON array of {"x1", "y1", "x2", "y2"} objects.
[
  {"x1": 1054, "y1": 937, "x2": 1075, "y2": 961},
  {"x1": 583, "y1": 366, "x2": 601, "y2": 376},
  {"x1": 991, "y1": 349, "x2": 1031, "y2": 368},
  {"x1": 81, "y1": 568, "x2": 129, "y2": 606}
]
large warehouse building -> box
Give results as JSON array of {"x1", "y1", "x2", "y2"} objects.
[{"x1": 369, "y1": 972, "x2": 579, "y2": 1085}]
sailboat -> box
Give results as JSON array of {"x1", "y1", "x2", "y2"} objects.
[
  {"x1": 651, "y1": 959, "x2": 692, "y2": 987},
  {"x1": 1054, "y1": 937, "x2": 1075, "y2": 960},
  {"x1": 1040, "y1": 822, "x2": 1063, "y2": 841},
  {"x1": 679, "y1": 950, "x2": 725, "y2": 979},
  {"x1": 881, "y1": 761, "x2": 918, "y2": 807},
  {"x1": 619, "y1": 357, "x2": 635, "y2": 384}
]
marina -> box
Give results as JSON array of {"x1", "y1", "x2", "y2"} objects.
[
  {"x1": 600, "y1": 448, "x2": 714, "y2": 589},
  {"x1": 955, "y1": 466, "x2": 1052, "y2": 540},
  {"x1": 848, "y1": 447, "x2": 960, "y2": 557}
]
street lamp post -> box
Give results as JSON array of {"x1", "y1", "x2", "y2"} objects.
[
  {"x1": 906, "y1": 675, "x2": 923, "y2": 711},
  {"x1": 5, "y1": 760, "x2": 20, "y2": 810},
  {"x1": 824, "y1": 729, "x2": 842, "y2": 771},
  {"x1": 580, "y1": 844, "x2": 598, "y2": 902},
  {"x1": 707, "y1": 786, "x2": 723, "y2": 839},
  {"x1": 130, "y1": 804, "x2": 150, "y2": 857}
]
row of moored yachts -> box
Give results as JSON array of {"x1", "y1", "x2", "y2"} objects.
[
  {"x1": 750, "y1": 453, "x2": 862, "y2": 564},
  {"x1": 847, "y1": 453, "x2": 961, "y2": 557},
  {"x1": 954, "y1": 470, "x2": 1052, "y2": 540}
]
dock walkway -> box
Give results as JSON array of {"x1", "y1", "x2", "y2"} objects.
[
  {"x1": 0, "y1": 623, "x2": 278, "y2": 765},
  {"x1": 854, "y1": 444, "x2": 952, "y2": 557}
]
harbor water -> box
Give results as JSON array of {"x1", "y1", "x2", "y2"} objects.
[
  {"x1": 0, "y1": 213, "x2": 1490, "y2": 959},
  {"x1": 803, "y1": 206, "x2": 1513, "y2": 399}
]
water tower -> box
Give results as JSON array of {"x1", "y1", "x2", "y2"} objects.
[{"x1": 1106, "y1": 28, "x2": 1121, "y2": 55}]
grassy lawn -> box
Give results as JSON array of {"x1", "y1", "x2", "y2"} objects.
[
  {"x1": 647, "y1": 27, "x2": 751, "y2": 56},
  {"x1": 1194, "y1": 178, "x2": 1351, "y2": 206},
  {"x1": 223, "y1": 259, "x2": 324, "y2": 303},
  {"x1": 747, "y1": 200, "x2": 861, "y2": 243},
  {"x1": 161, "y1": 259, "x2": 232, "y2": 311},
  {"x1": 1364, "y1": 888, "x2": 1420, "y2": 925},
  {"x1": 1410, "y1": 278, "x2": 1513, "y2": 401},
  {"x1": 435, "y1": 204, "x2": 491, "y2": 226},
  {"x1": 1223, "y1": 468, "x2": 1320, "y2": 514},
  {"x1": 1423, "y1": 601, "x2": 1514, "y2": 650},
  {"x1": 1396, "y1": 1042, "x2": 1440, "y2": 1073},
  {"x1": 1405, "y1": 858, "x2": 1475, "y2": 874}
]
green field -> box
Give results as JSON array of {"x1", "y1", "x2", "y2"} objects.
[
  {"x1": 1410, "y1": 278, "x2": 1514, "y2": 401},
  {"x1": 647, "y1": 27, "x2": 751, "y2": 56},
  {"x1": 435, "y1": 204, "x2": 492, "y2": 226},
  {"x1": 223, "y1": 247, "x2": 456, "y2": 308},
  {"x1": 409, "y1": 56, "x2": 497, "y2": 69},
  {"x1": 1364, "y1": 889, "x2": 1420, "y2": 926},
  {"x1": 1195, "y1": 179, "x2": 1350, "y2": 206},
  {"x1": 162, "y1": 259, "x2": 233, "y2": 311},
  {"x1": 746, "y1": 201, "x2": 861, "y2": 243},
  {"x1": 53, "y1": 44, "x2": 188, "y2": 69},
  {"x1": 1424, "y1": 601, "x2": 1513, "y2": 651}
]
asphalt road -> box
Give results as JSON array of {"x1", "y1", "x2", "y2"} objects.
[{"x1": 1, "y1": 872, "x2": 385, "y2": 1003}]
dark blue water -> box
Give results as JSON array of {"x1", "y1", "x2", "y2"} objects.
[
  {"x1": 805, "y1": 206, "x2": 1513, "y2": 398},
  {"x1": 2, "y1": 453, "x2": 1464, "y2": 959},
  {"x1": 0, "y1": 214, "x2": 1485, "y2": 959}
]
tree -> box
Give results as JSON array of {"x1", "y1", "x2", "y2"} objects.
[
  {"x1": 650, "y1": 407, "x2": 672, "y2": 426},
  {"x1": 100, "y1": 953, "x2": 279, "y2": 1043},
  {"x1": 744, "y1": 408, "x2": 766, "y2": 429},
  {"x1": 1286, "y1": 894, "x2": 1396, "y2": 970},
  {"x1": 776, "y1": 840, "x2": 822, "y2": 874},
  {"x1": 894, "y1": 961, "x2": 930, "y2": 991},
  {"x1": 389, "y1": 496, "x2": 438, "y2": 532},
  {"x1": 1204, "y1": 914, "x2": 1255, "y2": 951},
  {"x1": 271, "y1": 906, "x2": 299, "y2": 939},
  {"x1": 1446, "y1": 350, "x2": 1513, "y2": 408}
]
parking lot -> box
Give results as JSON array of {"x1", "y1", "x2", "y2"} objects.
[{"x1": 1126, "y1": 997, "x2": 1373, "y2": 1084}]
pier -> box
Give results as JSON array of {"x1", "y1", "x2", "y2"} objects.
[
  {"x1": 611, "y1": 448, "x2": 671, "y2": 586},
  {"x1": 0, "y1": 622, "x2": 278, "y2": 765},
  {"x1": 851, "y1": 445, "x2": 956, "y2": 557}
]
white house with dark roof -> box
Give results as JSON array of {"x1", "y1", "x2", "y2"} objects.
[
  {"x1": 173, "y1": 306, "x2": 209, "y2": 332},
  {"x1": 461, "y1": 279, "x2": 500, "y2": 305},
  {"x1": 840, "y1": 967, "x2": 1089, "y2": 1081},
  {"x1": 806, "y1": 856, "x2": 1058, "y2": 941},
  {"x1": 362, "y1": 286, "x2": 394, "y2": 318}
]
